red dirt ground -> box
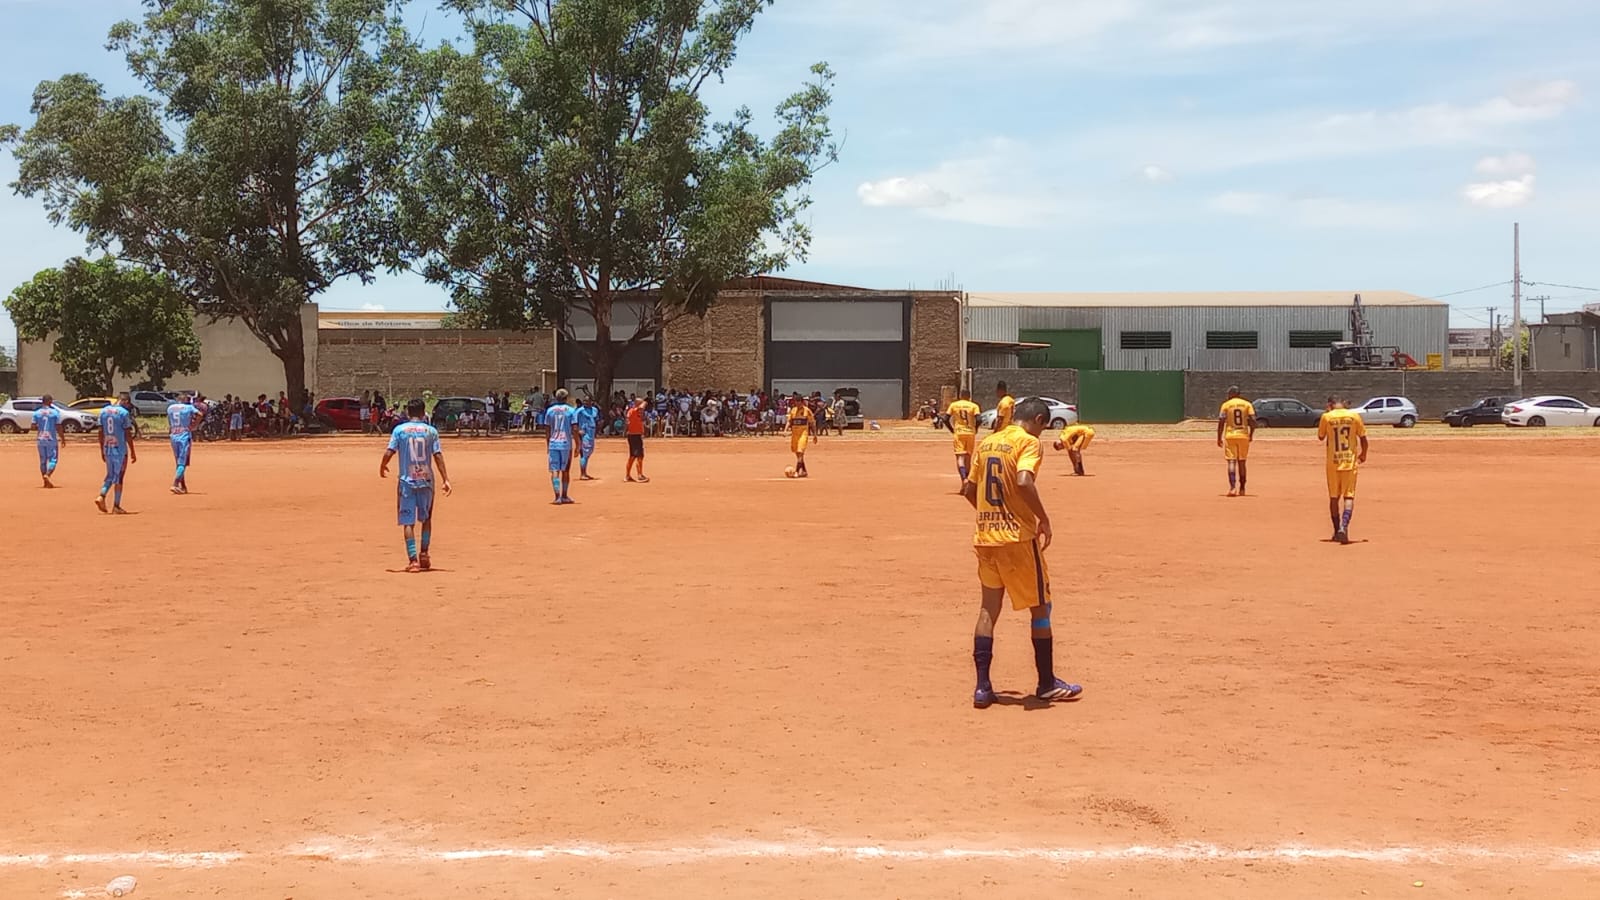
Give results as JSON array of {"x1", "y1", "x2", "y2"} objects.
[{"x1": 2, "y1": 428, "x2": 1598, "y2": 898}]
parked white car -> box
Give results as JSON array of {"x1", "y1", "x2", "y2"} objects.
[
  {"x1": 978, "y1": 397, "x2": 1079, "y2": 429},
  {"x1": 1355, "y1": 396, "x2": 1420, "y2": 428},
  {"x1": 0, "y1": 398, "x2": 101, "y2": 434},
  {"x1": 1501, "y1": 395, "x2": 1600, "y2": 427}
]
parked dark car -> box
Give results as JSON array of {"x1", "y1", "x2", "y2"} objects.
[
  {"x1": 1251, "y1": 397, "x2": 1322, "y2": 428},
  {"x1": 431, "y1": 397, "x2": 486, "y2": 432},
  {"x1": 1442, "y1": 396, "x2": 1514, "y2": 427}
]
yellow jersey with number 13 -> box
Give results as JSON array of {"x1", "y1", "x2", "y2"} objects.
[
  {"x1": 1318, "y1": 408, "x2": 1367, "y2": 471},
  {"x1": 968, "y1": 425, "x2": 1043, "y2": 546}
]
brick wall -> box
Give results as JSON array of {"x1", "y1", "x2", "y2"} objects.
[
  {"x1": 910, "y1": 293, "x2": 962, "y2": 409},
  {"x1": 316, "y1": 329, "x2": 557, "y2": 398},
  {"x1": 660, "y1": 293, "x2": 763, "y2": 391},
  {"x1": 971, "y1": 368, "x2": 1079, "y2": 404},
  {"x1": 1184, "y1": 370, "x2": 1600, "y2": 419}
]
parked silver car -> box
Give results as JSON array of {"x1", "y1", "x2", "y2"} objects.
[
  {"x1": 0, "y1": 398, "x2": 101, "y2": 434},
  {"x1": 1355, "y1": 396, "x2": 1419, "y2": 428},
  {"x1": 127, "y1": 390, "x2": 178, "y2": 416}
]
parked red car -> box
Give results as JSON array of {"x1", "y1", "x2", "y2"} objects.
[{"x1": 315, "y1": 397, "x2": 367, "y2": 431}]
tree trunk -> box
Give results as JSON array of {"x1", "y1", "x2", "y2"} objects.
[
  {"x1": 271, "y1": 316, "x2": 309, "y2": 412},
  {"x1": 590, "y1": 318, "x2": 617, "y2": 407}
]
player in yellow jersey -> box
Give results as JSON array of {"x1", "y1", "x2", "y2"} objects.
[
  {"x1": 944, "y1": 388, "x2": 982, "y2": 486},
  {"x1": 1317, "y1": 395, "x2": 1369, "y2": 544},
  {"x1": 992, "y1": 380, "x2": 1016, "y2": 432},
  {"x1": 962, "y1": 397, "x2": 1083, "y2": 709},
  {"x1": 785, "y1": 392, "x2": 812, "y2": 477},
  {"x1": 1052, "y1": 423, "x2": 1095, "y2": 476},
  {"x1": 1216, "y1": 386, "x2": 1256, "y2": 496}
]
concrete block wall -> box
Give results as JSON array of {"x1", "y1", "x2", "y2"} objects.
[
  {"x1": 316, "y1": 329, "x2": 557, "y2": 399},
  {"x1": 1183, "y1": 370, "x2": 1600, "y2": 419},
  {"x1": 660, "y1": 294, "x2": 764, "y2": 391},
  {"x1": 970, "y1": 368, "x2": 1079, "y2": 404}
]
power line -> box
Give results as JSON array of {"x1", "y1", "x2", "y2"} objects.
[
  {"x1": 1426, "y1": 280, "x2": 1512, "y2": 300},
  {"x1": 1525, "y1": 280, "x2": 1600, "y2": 293}
]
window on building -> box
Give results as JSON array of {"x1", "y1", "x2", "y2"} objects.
[
  {"x1": 1119, "y1": 331, "x2": 1172, "y2": 350},
  {"x1": 1206, "y1": 331, "x2": 1258, "y2": 350},
  {"x1": 1289, "y1": 330, "x2": 1345, "y2": 348}
]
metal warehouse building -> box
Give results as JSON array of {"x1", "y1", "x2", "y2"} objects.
[{"x1": 965, "y1": 291, "x2": 1448, "y2": 373}]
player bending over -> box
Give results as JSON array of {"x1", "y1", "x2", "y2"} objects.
[
  {"x1": 785, "y1": 392, "x2": 812, "y2": 477},
  {"x1": 1317, "y1": 395, "x2": 1368, "y2": 544},
  {"x1": 380, "y1": 399, "x2": 452, "y2": 572},
  {"x1": 945, "y1": 388, "x2": 981, "y2": 486},
  {"x1": 1052, "y1": 423, "x2": 1095, "y2": 476},
  {"x1": 963, "y1": 396, "x2": 1083, "y2": 709},
  {"x1": 167, "y1": 393, "x2": 202, "y2": 494},
  {"x1": 33, "y1": 393, "x2": 63, "y2": 488},
  {"x1": 574, "y1": 397, "x2": 600, "y2": 481},
  {"x1": 1217, "y1": 386, "x2": 1256, "y2": 496},
  {"x1": 95, "y1": 393, "x2": 137, "y2": 514},
  {"x1": 541, "y1": 389, "x2": 579, "y2": 503}
]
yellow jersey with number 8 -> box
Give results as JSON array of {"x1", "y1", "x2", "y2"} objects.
[
  {"x1": 968, "y1": 425, "x2": 1043, "y2": 546},
  {"x1": 1319, "y1": 408, "x2": 1367, "y2": 471},
  {"x1": 1219, "y1": 398, "x2": 1255, "y2": 438}
]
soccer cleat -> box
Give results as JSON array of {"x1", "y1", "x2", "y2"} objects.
[
  {"x1": 973, "y1": 686, "x2": 997, "y2": 709},
  {"x1": 95, "y1": 496, "x2": 108, "y2": 513},
  {"x1": 1335, "y1": 530, "x2": 1350, "y2": 545},
  {"x1": 112, "y1": 506, "x2": 129, "y2": 515},
  {"x1": 558, "y1": 497, "x2": 575, "y2": 505},
  {"x1": 1037, "y1": 679, "x2": 1083, "y2": 702},
  {"x1": 171, "y1": 486, "x2": 183, "y2": 495},
  {"x1": 405, "y1": 559, "x2": 422, "y2": 573},
  {"x1": 418, "y1": 552, "x2": 431, "y2": 572},
  {"x1": 1227, "y1": 489, "x2": 1237, "y2": 497}
]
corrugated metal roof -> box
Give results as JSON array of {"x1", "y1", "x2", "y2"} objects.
[{"x1": 967, "y1": 291, "x2": 1441, "y2": 308}]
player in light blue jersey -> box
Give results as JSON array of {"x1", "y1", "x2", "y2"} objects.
[
  {"x1": 96, "y1": 392, "x2": 138, "y2": 514},
  {"x1": 166, "y1": 394, "x2": 202, "y2": 494},
  {"x1": 380, "y1": 398, "x2": 453, "y2": 572},
  {"x1": 573, "y1": 398, "x2": 600, "y2": 481},
  {"x1": 32, "y1": 393, "x2": 63, "y2": 488},
  {"x1": 540, "y1": 388, "x2": 579, "y2": 504}
]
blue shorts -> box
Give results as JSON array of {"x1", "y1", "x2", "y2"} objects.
[
  {"x1": 397, "y1": 482, "x2": 434, "y2": 526},
  {"x1": 104, "y1": 451, "x2": 128, "y2": 484},
  {"x1": 548, "y1": 446, "x2": 572, "y2": 471},
  {"x1": 580, "y1": 434, "x2": 595, "y2": 458},
  {"x1": 37, "y1": 440, "x2": 58, "y2": 469},
  {"x1": 171, "y1": 436, "x2": 192, "y2": 466}
]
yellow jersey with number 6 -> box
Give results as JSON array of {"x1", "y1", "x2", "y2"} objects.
[
  {"x1": 968, "y1": 425, "x2": 1043, "y2": 546},
  {"x1": 1318, "y1": 408, "x2": 1366, "y2": 471}
]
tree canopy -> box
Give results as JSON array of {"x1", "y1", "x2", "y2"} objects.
[
  {"x1": 3, "y1": 0, "x2": 420, "y2": 404},
  {"x1": 5, "y1": 256, "x2": 201, "y2": 397},
  {"x1": 403, "y1": 0, "x2": 836, "y2": 399}
]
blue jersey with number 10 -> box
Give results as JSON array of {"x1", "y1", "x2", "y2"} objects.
[{"x1": 389, "y1": 421, "x2": 442, "y2": 487}]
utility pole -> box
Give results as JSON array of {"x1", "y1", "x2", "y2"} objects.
[
  {"x1": 1512, "y1": 223, "x2": 1522, "y2": 394},
  {"x1": 1487, "y1": 307, "x2": 1497, "y2": 369}
]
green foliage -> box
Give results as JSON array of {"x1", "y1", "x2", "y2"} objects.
[
  {"x1": 1500, "y1": 328, "x2": 1530, "y2": 369},
  {"x1": 5, "y1": 257, "x2": 201, "y2": 397},
  {"x1": 4, "y1": 0, "x2": 422, "y2": 404},
  {"x1": 403, "y1": 0, "x2": 837, "y2": 398}
]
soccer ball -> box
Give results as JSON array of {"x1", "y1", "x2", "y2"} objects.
[{"x1": 784, "y1": 467, "x2": 796, "y2": 478}]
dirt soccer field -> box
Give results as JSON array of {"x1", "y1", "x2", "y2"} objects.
[{"x1": 3, "y1": 427, "x2": 1598, "y2": 898}]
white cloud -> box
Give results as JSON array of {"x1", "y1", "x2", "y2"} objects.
[
  {"x1": 1474, "y1": 151, "x2": 1536, "y2": 176},
  {"x1": 360, "y1": 302, "x2": 386, "y2": 311},
  {"x1": 1139, "y1": 164, "x2": 1175, "y2": 184},
  {"x1": 856, "y1": 138, "x2": 1069, "y2": 228},
  {"x1": 1463, "y1": 174, "x2": 1536, "y2": 208},
  {"x1": 856, "y1": 177, "x2": 952, "y2": 209}
]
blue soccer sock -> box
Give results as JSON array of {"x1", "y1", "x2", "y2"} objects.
[
  {"x1": 405, "y1": 536, "x2": 418, "y2": 560},
  {"x1": 551, "y1": 474, "x2": 562, "y2": 499},
  {"x1": 113, "y1": 486, "x2": 123, "y2": 508},
  {"x1": 957, "y1": 461, "x2": 968, "y2": 480},
  {"x1": 1341, "y1": 505, "x2": 1354, "y2": 531},
  {"x1": 420, "y1": 527, "x2": 431, "y2": 553},
  {"x1": 175, "y1": 463, "x2": 186, "y2": 484},
  {"x1": 47, "y1": 458, "x2": 57, "y2": 474},
  {"x1": 1227, "y1": 464, "x2": 1237, "y2": 489},
  {"x1": 973, "y1": 635, "x2": 994, "y2": 690}
]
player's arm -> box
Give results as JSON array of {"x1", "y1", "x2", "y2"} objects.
[
  {"x1": 943, "y1": 405, "x2": 955, "y2": 432},
  {"x1": 1355, "y1": 418, "x2": 1369, "y2": 463},
  {"x1": 1014, "y1": 470, "x2": 1052, "y2": 551},
  {"x1": 1316, "y1": 414, "x2": 1329, "y2": 442},
  {"x1": 1357, "y1": 435, "x2": 1369, "y2": 463},
  {"x1": 433, "y1": 452, "x2": 452, "y2": 494},
  {"x1": 1216, "y1": 412, "x2": 1225, "y2": 446},
  {"x1": 127, "y1": 418, "x2": 137, "y2": 463}
]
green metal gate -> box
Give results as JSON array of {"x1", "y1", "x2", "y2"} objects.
[
  {"x1": 1019, "y1": 329, "x2": 1102, "y2": 370},
  {"x1": 1078, "y1": 370, "x2": 1184, "y2": 423}
]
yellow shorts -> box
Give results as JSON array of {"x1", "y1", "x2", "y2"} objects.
[
  {"x1": 790, "y1": 429, "x2": 810, "y2": 454},
  {"x1": 976, "y1": 541, "x2": 1052, "y2": 611},
  {"x1": 1327, "y1": 467, "x2": 1358, "y2": 499},
  {"x1": 1066, "y1": 431, "x2": 1094, "y2": 452},
  {"x1": 953, "y1": 432, "x2": 976, "y2": 456},
  {"x1": 1223, "y1": 435, "x2": 1251, "y2": 460}
]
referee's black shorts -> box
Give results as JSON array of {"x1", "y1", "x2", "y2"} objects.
[{"x1": 627, "y1": 434, "x2": 645, "y2": 458}]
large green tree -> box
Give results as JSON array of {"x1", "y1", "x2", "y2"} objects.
[
  {"x1": 2, "y1": 0, "x2": 419, "y2": 406},
  {"x1": 6, "y1": 257, "x2": 201, "y2": 397},
  {"x1": 404, "y1": 0, "x2": 836, "y2": 400}
]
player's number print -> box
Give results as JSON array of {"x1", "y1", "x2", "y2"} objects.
[
  {"x1": 1330, "y1": 425, "x2": 1352, "y2": 453},
  {"x1": 1231, "y1": 408, "x2": 1244, "y2": 428},
  {"x1": 984, "y1": 456, "x2": 1005, "y2": 507},
  {"x1": 407, "y1": 435, "x2": 429, "y2": 480}
]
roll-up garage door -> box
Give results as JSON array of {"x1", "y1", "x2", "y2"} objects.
[{"x1": 765, "y1": 297, "x2": 911, "y2": 417}]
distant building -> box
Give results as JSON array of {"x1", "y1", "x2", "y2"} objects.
[
  {"x1": 1448, "y1": 328, "x2": 1496, "y2": 368},
  {"x1": 1529, "y1": 312, "x2": 1600, "y2": 371}
]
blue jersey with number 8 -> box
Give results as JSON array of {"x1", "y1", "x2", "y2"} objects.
[{"x1": 389, "y1": 421, "x2": 442, "y2": 487}]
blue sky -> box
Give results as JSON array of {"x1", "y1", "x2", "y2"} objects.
[{"x1": 4, "y1": 0, "x2": 1598, "y2": 350}]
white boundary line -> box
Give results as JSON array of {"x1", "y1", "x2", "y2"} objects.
[{"x1": 6, "y1": 840, "x2": 1600, "y2": 869}]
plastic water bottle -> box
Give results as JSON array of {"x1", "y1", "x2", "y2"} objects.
[{"x1": 106, "y1": 875, "x2": 137, "y2": 897}]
